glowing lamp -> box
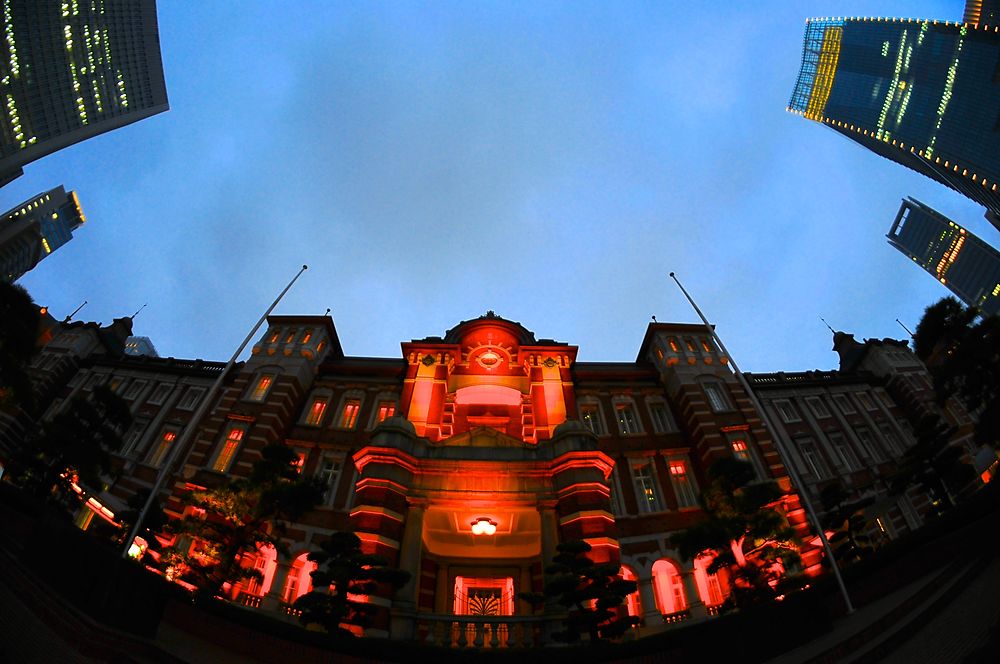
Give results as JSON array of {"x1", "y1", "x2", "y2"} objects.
[{"x1": 470, "y1": 517, "x2": 497, "y2": 536}]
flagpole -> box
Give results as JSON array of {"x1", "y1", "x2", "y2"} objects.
[
  {"x1": 668, "y1": 272, "x2": 855, "y2": 614},
  {"x1": 121, "y1": 265, "x2": 309, "y2": 558}
]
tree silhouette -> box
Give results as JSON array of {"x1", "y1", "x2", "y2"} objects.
[
  {"x1": 293, "y1": 531, "x2": 410, "y2": 636},
  {"x1": 15, "y1": 384, "x2": 131, "y2": 497},
  {"x1": 0, "y1": 282, "x2": 41, "y2": 411},
  {"x1": 669, "y1": 458, "x2": 800, "y2": 610},
  {"x1": 519, "y1": 540, "x2": 638, "y2": 643},
  {"x1": 162, "y1": 443, "x2": 323, "y2": 599},
  {"x1": 819, "y1": 483, "x2": 875, "y2": 563}
]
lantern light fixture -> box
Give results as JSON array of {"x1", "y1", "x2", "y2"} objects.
[{"x1": 471, "y1": 517, "x2": 497, "y2": 536}]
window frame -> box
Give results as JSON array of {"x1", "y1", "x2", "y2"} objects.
[
  {"x1": 245, "y1": 371, "x2": 278, "y2": 403},
  {"x1": 334, "y1": 392, "x2": 364, "y2": 430},
  {"x1": 804, "y1": 396, "x2": 831, "y2": 419},
  {"x1": 631, "y1": 458, "x2": 664, "y2": 514},
  {"x1": 668, "y1": 458, "x2": 698, "y2": 509},
  {"x1": 211, "y1": 423, "x2": 248, "y2": 473},
  {"x1": 147, "y1": 427, "x2": 179, "y2": 468},
  {"x1": 147, "y1": 383, "x2": 172, "y2": 406},
  {"x1": 578, "y1": 399, "x2": 608, "y2": 437},
  {"x1": 773, "y1": 399, "x2": 801, "y2": 423},
  {"x1": 177, "y1": 386, "x2": 206, "y2": 411},
  {"x1": 302, "y1": 392, "x2": 332, "y2": 427},
  {"x1": 315, "y1": 454, "x2": 344, "y2": 506},
  {"x1": 832, "y1": 393, "x2": 856, "y2": 415},
  {"x1": 123, "y1": 379, "x2": 147, "y2": 401},
  {"x1": 613, "y1": 398, "x2": 642, "y2": 436},
  {"x1": 647, "y1": 398, "x2": 677, "y2": 434}
]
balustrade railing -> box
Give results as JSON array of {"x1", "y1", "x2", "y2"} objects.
[{"x1": 416, "y1": 614, "x2": 552, "y2": 649}]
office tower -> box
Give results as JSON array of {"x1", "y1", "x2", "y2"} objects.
[
  {"x1": 124, "y1": 335, "x2": 158, "y2": 357},
  {"x1": 964, "y1": 0, "x2": 1000, "y2": 26},
  {"x1": 887, "y1": 197, "x2": 1000, "y2": 316},
  {"x1": 0, "y1": 185, "x2": 85, "y2": 282},
  {"x1": 788, "y1": 16, "x2": 1000, "y2": 226},
  {"x1": 0, "y1": 0, "x2": 168, "y2": 186}
]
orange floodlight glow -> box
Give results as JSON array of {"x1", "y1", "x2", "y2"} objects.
[{"x1": 470, "y1": 517, "x2": 497, "y2": 536}]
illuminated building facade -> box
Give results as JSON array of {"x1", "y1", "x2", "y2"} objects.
[
  {"x1": 29, "y1": 311, "x2": 973, "y2": 644},
  {"x1": 0, "y1": 0, "x2": 168, "y2": 186},
  {"x1": 0, "y1": 185, "x2": 85, "y2": 282},
  {"x1": 124, "y1": 335, "x2": 158, "y2": 357},
  {"x1": 788, "y1": 15, "x2": 1000, "y2": 224},
  {"x1": 964, "y1": 0, "x2": 1000, "y2": 27},
  {"x1": 888, "y1": 197, "x2": 1000, "y2": 316}
]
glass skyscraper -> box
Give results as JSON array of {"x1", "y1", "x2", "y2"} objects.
[
  {"x1": 0, "y1": 184, "x2": 85, "y2": 282},
  {"x1": 887, "y1": 197, "x2": 1000, "y2": 316},
  {"x1": 788, "y1": 16, "x2": 1000, "y2": 225},
  {"x1": 0, "y1": 0, "x2": 168, "y2": 186}
]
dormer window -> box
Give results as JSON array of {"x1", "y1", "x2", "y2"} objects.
[
  {"x1": 300, "y1": 330, "x2": 312, "y2": 344},
  {"x1": 247, "y1": 373, "x2": 276, "y2": 402},
  {"x1": 285, "y1": 329, "x2": 297, "y2": 344}
]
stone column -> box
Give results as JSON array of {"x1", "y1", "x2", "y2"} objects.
[
  {"x1": 391, "y1": 500, "x2": 426, "y2": 639},
  {"x1": 681, "y1": 569, "x2": 707, "y2": 620},
  {"x1": 435, "y1": 562, "x2": 450, "y2": 614},
  {"x1": 539, "y1": 502, "x2": 558, "y2": 566},
  {"x1": 261, "y1": 561, "x2": 292, "y2": 612},
  {"x1": 638, "y1": 576, "x2": 661, "y2": 626}
]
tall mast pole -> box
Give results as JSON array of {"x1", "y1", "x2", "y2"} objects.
[
  {"x1": 122, "y1": 265, "x2": 308, "y2": 558},
  {"x1": 668, "y1": 272, "x2": 855, "y2": 614}
]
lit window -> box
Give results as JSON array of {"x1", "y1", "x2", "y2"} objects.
[
  {"x1": 247, "y1": 374, "x2": 274, "y2": 402},
  {"x1": 648, "y1": 402, "x2": 676, "y2": 433},
  {"x1": 304, "y1": 398, "x2": 327, "y2": 426},
  {"x1": 212, "y1": 426, "x2": 245, "y2": 473},
  {"x1": 285, "y1": 329, "x2": 297, "y2": 344},
  {"x1": 579, "y1": 402, "x2": 606, "y2": 436},
  {"x1": 338, "y1": 399, "x2": 361, "y2": 429},
  {"x1": 376, "y1": 401, "x2": 395, "y2": 423},
  {"x1": 147, "y1": 430, "x2": 177, "y2": 467},
  {"x1": 267, "y1": 330, "x2": 280, "y2": 343},
  {"x1": 632, "y1": 460, "x2": 663, "y2": 513},
  {"x1": 300, "y1": 330, "x2": 312, "y2": 344},
  {"x1": 668, "y1": 338, "x2": 680, "y2": 352},
  {"x1": 701, "y1": 339, "x2": 712, "y2": 353},
  {"x1": 615, "y1": 402, "x2": 640, "y2": 435},
  {"x1": 669, "y1": 460, "x2": 698, "y2": 508}
]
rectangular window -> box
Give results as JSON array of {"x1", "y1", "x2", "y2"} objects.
[
  {"x1": 832, "y1": 394, "x2": 856, "y2": 414},
  {"x1": 109, "y1": 376, "x2": 125, "y2": 393},
  {"x1": 376, "y1": 401, "x2": 395, "y2": 423},
  {"x1": 669, "y1": 460, "x2": 698, "y2": 508},
  {"x1": 580, "y1": 404, "x2": 606, "y2": 436},
  {"x1": 300, "y1": 330, "x2": 313, "y2": 344},
  {"x1": 855, "y1": 392, "x2": 877, "y2": 411},
  {"x1": 121, "y1": 422, "x2": 146, "y2": 456},
  {"x1": 147, "y1": 429, "x2": 177, "y2": 467},
  {"x1": 177, "y1": 387, "x2": 205, "y2": 410},
  {"x1": 147, "y1": 383, "x2": 172, "y2": 405},
  {"x1": 796, "y1": 438, "x2": 829, "y2": 479},
  {"x1": 317, "y1": 457, "x2": 342, "y2": 504},
  {"x1": 880, "y1": 425, "x2": 903, "y2": 456},
  {"x1": 730, "y1": 438, "x2": 765, "y2": 479},
  {"x1": 805, "y1": 397, "x2": 830, "y2": 419},
  {"x1": 248, "y1": 374, "x2": 274, "y2": 402},
  {"x1": 212, "y1": 426, "x2": 245, "y2": 472},
  {"x1": 649, "y1": 403, "x2": 676, "y2": 433},
  {"x1": 828, "y1": 432, "x2": 859, "y2": 471},
  {"x1": 856, "y1": 427, "x2": 884, "y2": 462},
  {"x1": 632, "y1": 461, "x2": 662, "y2": 513},
  {"x1": 339, "y1": 400, "x2": 361, "y2": 429},
  {"x1": 703, "y1": 383, "x2": 730, "y2": 412},
  {"x1": 773, "y1": 399, "x2": 800, "y2": 423},
  {"x1": 84, "y1": 373, "x2": 105, "y2": 391},
  {"x1": 123, "y1": 380, "x2": 146, "y2": 401},
  {"x1": 304, "y1": 398, "x2": 328, "y2": 426},
  {"x1": 616, "y1": 403, "x2": 640, "y2": 435}
]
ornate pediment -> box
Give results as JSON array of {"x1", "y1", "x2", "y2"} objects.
[{"x1": 434, "y1": 426, "x2": 532, "y2": 449}]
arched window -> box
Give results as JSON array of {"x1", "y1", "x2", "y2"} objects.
[
  {"x1": 282, "y1": 552, "x2": 318, "y2": 604},
  {"x1": 694, "y1": 554, "x2": 726, "y2": 607},
  {"x1": 620, "y1": 565, "x2": 642, "y2": 618},
  {"x1": 651, "y1": 559, "x2": 686, "y2": 615},
  {"x1": 242, "y1": 545, "x2": 277, "y2": 599}
]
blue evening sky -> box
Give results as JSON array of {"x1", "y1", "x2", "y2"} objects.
[{"x1": 6, "y1": 1, "x2": 988, "y2": 372}]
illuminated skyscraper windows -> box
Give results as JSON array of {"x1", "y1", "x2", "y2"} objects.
[
  {"x1": 0, "y1": 0, "x2": 168, "y2": 186},
  {"x1": 0, "y1": 184, "x2": 84, "y2": 282}
]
